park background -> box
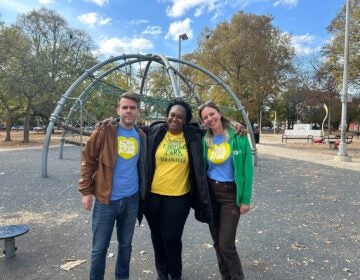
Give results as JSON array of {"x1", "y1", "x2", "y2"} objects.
[{"x1": 1, "y1": 0, "x2": 360, "y2": 279}]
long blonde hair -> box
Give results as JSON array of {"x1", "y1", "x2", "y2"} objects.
[{"x1": 198, "y1": 101, "x2": 231, "y2": 147}]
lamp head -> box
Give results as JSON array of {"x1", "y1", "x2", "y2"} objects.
[{"x1": 179, "y1": 33, "x2": 188, "y2": 40}]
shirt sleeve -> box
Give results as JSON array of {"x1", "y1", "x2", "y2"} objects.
[
  {"x1": 78, "y1": 127, "x2": 103, "y2": 196},
  {"x1": 240, "y1": 136, "x2": 253, "y2": 204}
]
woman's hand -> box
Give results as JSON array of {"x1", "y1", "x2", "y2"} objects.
[
  {"x1": 239, "y1": 204, "x2": 250, "y2": 215},
  {"x1": 96, "y1": 117, "x2": 118, "y2": 128}
]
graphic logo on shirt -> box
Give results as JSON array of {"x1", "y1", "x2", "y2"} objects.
[
  {"x1": 161, "y1": 140, "x2": 186, "y2": 162},
  {"x1": 117, "y1": 136, "x2": 138, "y2": 159},
  {"x1": 208, "y1": 142, "x2": 231, "y2": 164}
]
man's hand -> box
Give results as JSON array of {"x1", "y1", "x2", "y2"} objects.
[
  {"x1": 82, "y1": 195, "x2": 93, "y2": 211},
  {"x1": 232, "y1": 121, "x2": 246, "y2": 136}
]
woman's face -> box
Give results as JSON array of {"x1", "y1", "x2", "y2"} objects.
[
  {"x1": 200, "y1": 106, "x2": 222, "y2": 131},
  {"x1": 167, "y1": 105, "x2": 186, "y2": 134}
]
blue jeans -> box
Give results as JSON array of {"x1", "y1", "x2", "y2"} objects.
[{"x1": 90, "y1": 192, "x2": 139, "y2": 280}]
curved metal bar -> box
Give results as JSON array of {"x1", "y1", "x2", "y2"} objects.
[
  {"x1": 168, "y1": 57, "x2": 257, "y2": 165},
  {"x1": 151, "y1": 54, "x2": 180, "y2": 97},
  {"x1": 59, "y1": 58, "x2": 141, "y2": 159},
  {"x1": 43, "y1": 54, "x2": 256, "y2": 178},
  {"x1": 175, "y1": 70, "x2": 201, "y2": 105},
  {"x1": 42, "y1": 54, "x2": 149, "y2": 177},
  {"x1": 140, "y1": 60, "x2": 153, "y2": 95}
]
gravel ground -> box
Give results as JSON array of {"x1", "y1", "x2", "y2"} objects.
[{"x1": 0, "y1": 144, "x2": 359, "y2": 280}]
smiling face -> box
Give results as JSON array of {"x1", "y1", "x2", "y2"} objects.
[
  {"x1": 200, "y1": 106, "x2": 223, "y2": 132},
  {"x1": 167, "y1": 105, "x2": 186, "y2": 134}
]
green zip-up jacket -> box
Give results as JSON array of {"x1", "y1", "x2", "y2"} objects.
[{"x1": 202, "y1": 127, "x2": 253, "y2": 206}]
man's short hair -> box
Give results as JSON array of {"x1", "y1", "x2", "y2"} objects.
[{"x1": 119, "y1": 92, "x2": 140, "y2": 107}]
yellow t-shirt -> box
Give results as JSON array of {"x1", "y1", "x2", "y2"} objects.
[{"x1": 151, "y1": 131, "x2": 190, "y2": 196}]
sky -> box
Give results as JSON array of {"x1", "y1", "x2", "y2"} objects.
[{"x1": 0, "y1": 0, "x2": 345, "y2": 60}]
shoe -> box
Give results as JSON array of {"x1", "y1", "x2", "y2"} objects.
[{"x1": 157, "y1": 273, "x2": 169, "y2": 280}]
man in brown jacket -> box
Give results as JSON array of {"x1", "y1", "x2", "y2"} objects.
[{"x1": 79, "y1": 92, "x2": 147, "y2": 280}]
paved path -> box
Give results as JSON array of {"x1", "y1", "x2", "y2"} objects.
[
  {"x1": 0, "y1": 145, "x2": 359, "y2": 279},
  {"x1": 256, "y1": 142, "x2": 360, "y2": 172}
]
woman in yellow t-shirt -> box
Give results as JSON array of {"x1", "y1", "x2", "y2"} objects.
[{"x1": 144, "y1": 99, "x2": 212, "y2": 280}]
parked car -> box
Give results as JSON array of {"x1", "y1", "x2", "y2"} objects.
[
  {"x1": 33, "y1": 126, "x2": 44, "y2": 132},
  {"x1": 11, "y1": 125, "x2": 24, "y2": 130}
]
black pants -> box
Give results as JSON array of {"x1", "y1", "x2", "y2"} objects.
[
  {"x1": 208, "y1": 179, "x2": 244, "y2": 280},
  {"x1": 144, "y1": 192, "x2": 191, "y2": 279}
]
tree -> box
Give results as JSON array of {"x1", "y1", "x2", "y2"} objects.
[
  {"x1": 12, "y1": 8, "x2": 96, "y2": 142},
  {"x1": 322, "y1": 0, "x2": 360, "y2": 129},
  {"x1": 314, "y1": 63, "x2": 341, "y2": 132},
  {"x1": 0, "y1": 25, "x2": 31, "y2": 140},
  {"x1": 323, "y1": 0, "x2": 360, "y2": 89},
  {"x1": 188, "y1": 11, "x2": 294, "y2": 124},
  {"x1": 83, "y1": 63, "x2": 130, "y2": 123},
  {"x1": 276, "y1": 77, "x2": 305, "y2": 129}
]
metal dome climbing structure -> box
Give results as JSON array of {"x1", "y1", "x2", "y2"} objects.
[{"x1": 41, "y1": 54, "x2": 256, "y2": 178}]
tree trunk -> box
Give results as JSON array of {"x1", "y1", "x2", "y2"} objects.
[
  {"x1": 23, "y1": 96, "x2": 32, "y2": 143},
  {"x1": 5, "y1": 113, "x2": 12, "y2": 141}
]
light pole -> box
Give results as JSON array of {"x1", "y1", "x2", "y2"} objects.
[
  {"x1": 336, "y1": 0, "x2": 351, "y2": 161},
  {"x1": 178, "y1": 33, "x2": 188, "y2": 91}
]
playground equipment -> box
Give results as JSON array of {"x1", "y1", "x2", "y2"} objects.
[
  {"x1": 0, "y1": 224, "x2": 29, "y2": 258},
  {"x1": 41, "y1": 54, "x2": 256, "y2": 178}
]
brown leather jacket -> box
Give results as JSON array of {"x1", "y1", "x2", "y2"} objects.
[{"x1": 78, "y1": 122, "x2": 147, "y2": 206}]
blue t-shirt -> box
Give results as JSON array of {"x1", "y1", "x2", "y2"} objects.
[
  {"x1": 111, "y1": 126, "x2": 140, "y2": 200},
  {"x1": 207, "y1": 135, "x2": 234, "y2": 182}
]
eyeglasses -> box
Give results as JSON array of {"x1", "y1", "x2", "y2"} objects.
[{"x1": 197, "y1": 100, "x2": 216, "y2": 110}]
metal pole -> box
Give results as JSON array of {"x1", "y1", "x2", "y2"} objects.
[
  {"x1": 328, "y1": 101, "x2": 332, "y2": 135},
  {"x1": 336, "y1": 0, "x2": 351, "y2": 161},
  {"x1": 177, "y1": 33, "x2": 188, "y2": 93},
  {"x1": 259, "y1": 110, "x2": 262, "y2": 135},
  {"x1": 273, "y1": 111, "x2": 277, "y2": 134},
  {"x1": 178, "y1": 35, "x2": 181, "y2": 90}
]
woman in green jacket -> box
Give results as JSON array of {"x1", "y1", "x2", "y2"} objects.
[{"x1": 198, "y1": 101, "x2": 253, "y2": 280}]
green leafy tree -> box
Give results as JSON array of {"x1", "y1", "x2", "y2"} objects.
[
  {"x1": 276, "y1": 77, "x2": 305, "y2": 129},
  {"x1": 84, "y1": 64, "x2": 129, "y2": 123},
  {"x1": 13, "y1": 8, "x2": 97, "y2": 142},
  {"x1": 146, "y1": 66, "x2": 173, "y2": 117},
  {"x1": 323, "y1": 0, "x2": 360, "y2": 89},
  {"x1": 322, "y1": 0, "x2": 360, "y2": 130},
  {"x1": 188, "y1": 11, "x2": 294, "y2": 124},
  {"x1": 0, "y1": 25, "x2": 31, "y2": 140}
]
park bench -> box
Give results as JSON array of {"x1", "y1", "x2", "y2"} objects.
[
  {"x1": 0, "y1": 224, "x2": 29, "y2": 258},
  {"x1": 323, "y1": 135, "x2": 353, "y2": 149},
  {"x1": 281, "y1": 134, "x2": 313, "y2": 143},
  {"x1": 352, "y1": 131, "x2": 360, "y2": 138}
]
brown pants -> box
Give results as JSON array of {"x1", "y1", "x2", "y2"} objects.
[{"x1": 208, "y1": 179, "x2": 244, "y2": 280}]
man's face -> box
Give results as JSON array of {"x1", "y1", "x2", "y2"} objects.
[{"x1": 117, "y1": 98, "x2": 139, "y2": 128}]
